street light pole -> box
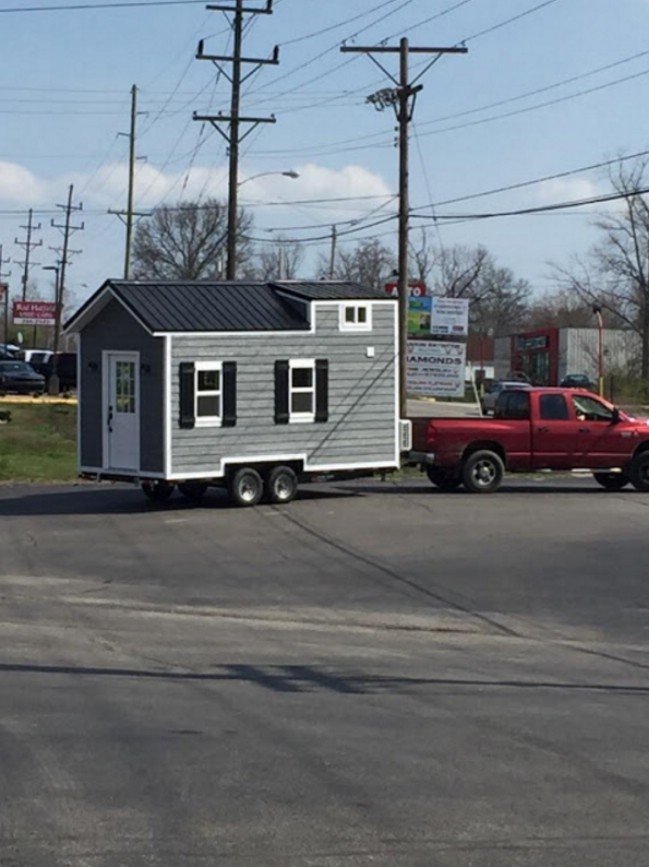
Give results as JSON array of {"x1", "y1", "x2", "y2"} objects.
[{"x1": 593, "y1": 304, "x2": 604, "y2": 397}]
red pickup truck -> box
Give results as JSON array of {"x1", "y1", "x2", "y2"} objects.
[{"x1": 409, "y1": 387, "x2": 649, "y2": 493}]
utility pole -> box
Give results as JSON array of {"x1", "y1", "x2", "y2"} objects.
[
  {"x1": 194, "y1": 0, "x2": 279, "y2": 280},
  {"x1": 50, "y1": 185, "x2": 84, "y2": 394},
  {"x1": 109, "y1": 84, "x2": 149, "y2": 278},
  {"x1": 329, "y1": 225, "x2": 337, "y2": 279},
  {"x1": 0, "y1": 245, "x2": 11, "y2": 351},
  {"x1": 341, "y1": 40, "x2": 467, "y2": 418},
  {"x1": 15, "y1": 208, "x2": 42, "y2": 301}
]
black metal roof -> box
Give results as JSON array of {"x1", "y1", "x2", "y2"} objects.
[{"x1": 65, "y1": 279, "x2": 390, "y2": 334}]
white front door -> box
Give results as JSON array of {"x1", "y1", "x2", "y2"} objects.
[{"x1": 105, "y1": 352, "x2": 140, "y2": 471}]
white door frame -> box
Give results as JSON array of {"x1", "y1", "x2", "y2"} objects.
[{"x1": 102, "y1": 350, "x2": 141, "y2": 471}]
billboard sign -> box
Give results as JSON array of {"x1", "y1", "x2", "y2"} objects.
[
  {"x1": 13, "y1": 300, "x2": 56, "y2": 327},
  {"x1": 407, "y1": 340, "x2": 467, "y2": 397},
  {"x1": 429, "y1": 296, "x2": 469, "y2": 337}
]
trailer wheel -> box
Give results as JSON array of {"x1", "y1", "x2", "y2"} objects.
[
  {"x1": 630, "y1": 452, "x2": 649, "y2": 492},
  {"x1": 266, "y1": 465, "x2": 298, "y2": 504},
  {"x1": 593, "y1": 472, "x2": 630, "y2": 491},
  {"x1": 462, "y1": 450, "x2": 504, "y2": 494},
  {"x1": 141, "y1": 480, "x2": 175, "y2": 503},
  {"x1": 425, "y1": 466, "x2": 462, "y2": 491},
  {"x1": 178, "y1": 481, "x2": 208, "y2": 502},
  {"x1": 229, "y1": 467, "x2": 264, "y2": 507}
]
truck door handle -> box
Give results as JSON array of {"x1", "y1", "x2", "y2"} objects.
[
  {"x1": 537, "y1": 426, "x2": 549, "y2": 433},
  {"x1": 578, "y1": 427, "x2": 590, "y2": 434}
]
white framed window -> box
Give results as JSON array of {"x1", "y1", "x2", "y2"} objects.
[
  {"x1": 339, "y1": 303, "x2": 372, "y2": 332},
  {"x1": 195, "y1": 361, "x2": 222, "y2": 426},
  {"x1": 289, "y1": 358, "x2": 315, "y2": 423}
]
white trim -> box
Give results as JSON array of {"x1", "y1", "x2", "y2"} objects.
[
  {"x1": 163, "y1": 335, "x2": 171, "y2": 477},
  {"x1": 393, "y1": 302, "x2": 400, "y2": 466},
  {"x1": 76, "y1": 333, "x2": 82, "y2": 474},
  {"x1": 80, "y1": 465, "x2": 167, "y2": 479},
  {"x1": 339, "y1": 302, "x2": 372, "y2": 332},
  {"x1": 165, "y1": 457, "x2": 399, "y2": 482},
  {"x1": 102, "y1": 350, "x2": 141, "y2": 472}
]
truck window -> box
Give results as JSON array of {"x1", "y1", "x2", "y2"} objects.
[
  {"x1": 507, "y1": 391, "x2": 530, "y2": 420},
  {"x1": 540, "y1": 394, "x2": 569, "y2": 420},
  {"x1": 572, "y1": 394, "x2": 613, "y2": 422}
]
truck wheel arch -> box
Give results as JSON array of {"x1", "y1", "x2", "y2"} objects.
[{"x1": 462, "y1": 440, "x2": 507, "y2": 467}]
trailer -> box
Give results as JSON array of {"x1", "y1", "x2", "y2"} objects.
[{"x1": 64, "y1": 279, "x2": 409, "y2": 506}]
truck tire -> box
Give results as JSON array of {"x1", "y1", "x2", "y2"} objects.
[
  {"x1": 141, "y1": 480, "x2": 175, "y2": 503},
  {"x1": 178, "y1": 481, "x2": 208, "y2": 502},
  {"x1": 593, "y1": 472, "x2": 630, "y2": 491},
  {"x1": 229, "y1": 467, "x2": 264, "y2": 507},
  {"x1": 462, "y1": 450, "x2": 504, "y2": 494},
  {"x1": 630, "y1": 452, "x2": 649, "y2": 492},
  {"x1": 266, "y1": 466, "x2": 298, "y2": 504},
  {"x1": 425, "y1": 466, "x2": 462, "y2": 491}
]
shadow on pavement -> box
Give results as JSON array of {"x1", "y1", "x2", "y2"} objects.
[
  {"x1": 0, "y1": 661, "x2": 647, "y2": 695},
  {"x1": 0, "y1": 484, "x2": 358, "y2": 517}
]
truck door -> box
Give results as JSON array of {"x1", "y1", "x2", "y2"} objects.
[
  {"x1": 571, "y1": 393, "x2": 630, "y2": 467},
  {"x1": 532, "y1": 393, "x2": 575, "y2": 469}
]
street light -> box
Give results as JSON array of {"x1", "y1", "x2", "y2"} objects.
[
  {"x1": 238, "y1": 170, "x2": 299, "y2": 189},
  {"x1": 43, "y1": 265, "x2": 61, "y2": 395},
  {"x1": 593, "y1": 304, "x2": 604, "y2": 397}
]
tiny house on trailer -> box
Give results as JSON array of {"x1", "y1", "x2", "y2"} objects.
[{"x1": 64, "y1": 279, "x2": 404, "y2": 506}]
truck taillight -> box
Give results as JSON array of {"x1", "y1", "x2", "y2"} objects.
[{"x1": 427, "y1": 423, "x2": 437, "y2": 449}]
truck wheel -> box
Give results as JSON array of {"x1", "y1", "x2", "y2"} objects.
[
  {"x1": 178, "y1": 481, "x2": 208, "y2": 502},
  {"x1": 462, "y1": 450, "x2": 504, "y2": 494},
  {"x1": 141, "y1": 480, "x2": 175, "y2": 503},
  {"x1": 266, "y1": 466, "x2": 298, "y2": 504},
  {"x1": 593, "y1": 472, "x2": 630, "y2": 491},
  {"x1": 425, "y1": 466, "x2": 462, "y2": 490},
  {"x1": 229, "y1": 467, "x2": 264, "y2": 507},
  {"x1": 630, "y1": 453, "x2": 649, "y2": 492}
]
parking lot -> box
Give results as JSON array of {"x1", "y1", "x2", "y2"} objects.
[{"x1": 1, "y1": 477, "x2": 648, "y2": 865}]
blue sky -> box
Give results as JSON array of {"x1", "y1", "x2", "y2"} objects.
[{"x1": 2, "y1": 0, "x2": 649, "y2": 312}]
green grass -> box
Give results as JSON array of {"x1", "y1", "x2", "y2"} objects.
[{"x1": 0, "y1": 403, "x2": 77, "y2": 482}]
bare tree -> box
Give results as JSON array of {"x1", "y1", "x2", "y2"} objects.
[
  {"x1": 320, "y1": 238, "x2": 396, "y2": 290},
  {"x1": 132, "y1": 199, "x2": 253, "y2": 280},
  {"x1": 522, "y1": 287, "x2": 602, "y2": 330},
  {"x1": 554, "y1": 156, "x2": 649, "y2": 376},
  {"x1": 253, "y1": 237, "x2": 304, "y2": 280}
]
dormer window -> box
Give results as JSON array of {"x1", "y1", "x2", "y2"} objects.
[{"x1": 340, "y1": 303, "x2": 372, "y2": 332}]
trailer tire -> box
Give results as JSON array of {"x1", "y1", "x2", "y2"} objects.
[
  {"x1": 229, "y1": 467, "x2": 264, "y2": 507},
  {"x1": 266, "y1": 465, "x2": 298, "y2": 504},
  {"x1": 461, "y1": 450, "x2": 504, "y2": 494},
  {"x1": 141, "y1": 480, "x2": 175, "y2": 503},
  {"x1": 178, "y1": 481, "x2": 208, "y2": 502},
  {"x1": 593, "y1": 472, "x2": 630, "y2": 491},
  {"x1": 630, "y1": 452, "x2": 649, "y2": 492},
  {"x1": 425, "y1": 466, "x2": 462, "y2": 490}
]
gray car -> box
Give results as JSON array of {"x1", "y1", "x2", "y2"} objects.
[{"x1": 481, "y1": 380, "x2": 531, "y2": 415}]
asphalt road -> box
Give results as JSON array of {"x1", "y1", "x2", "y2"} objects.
[{"x1": 1, "y1": 477, "x2": 648, "y2": 866}]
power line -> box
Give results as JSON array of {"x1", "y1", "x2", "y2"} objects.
[{"x1": 0, "y1": 0, "x2": 206, "y2": 12}]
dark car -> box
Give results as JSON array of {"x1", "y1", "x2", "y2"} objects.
[
  {"x1": 41, "y1": 352, "x2": 77, "y2": 391},
  {"x1": 0, "y1": 360, "x2": 46, "y2": 395},
  {"x1": 560, "y1": 373, "x2": 596, "y2": 390}
]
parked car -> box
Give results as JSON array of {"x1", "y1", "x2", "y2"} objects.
[
  {"x1": 561, "y1": 373, "x2": 596, "y2": 390},
  {"x1": 481, "y1": 379, "x2": 532, "y2": 414},
  {"x1": 0, "y1": 360, "x2": 46, "y2": 395},
  {"x1": 23, "y1": 350, "x2": 54, "y2": 378},
  {"x1": 408, "y1": 386, "x2": 649, "y2": 494},
  {"x1": 41, "y1": 352, "x2": 77, "y2": 391}
]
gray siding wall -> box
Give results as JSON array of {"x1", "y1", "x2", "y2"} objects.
[
  {"x1": 80, "y1": 298, "x2": 164, "y2": 472},
  {"x1": 170, "y1": 303, "x2": 397, "y2": 475},
  {"x1": 562, "y1": 328, "x2": 641, "y2": 381}
]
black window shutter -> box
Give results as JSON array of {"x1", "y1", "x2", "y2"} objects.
[
  {"x1": 315, "y1": 359, "x2": 329, "y2": 423},
  {"x1": 222, "y1": 361, "x2": 237, "y2": 427},
  {"x1": 274, "y1": 360, "x2": 289, "y2": 424},
  {"x1": 179, "y1": 362, "x2": 195, "y2": 429}
]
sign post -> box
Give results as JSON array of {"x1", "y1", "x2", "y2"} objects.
[{"x1": 0, "y1": 283, "x2": 8, "y2": 351}]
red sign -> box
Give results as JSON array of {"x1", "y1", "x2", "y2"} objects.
[
  {"x1": 13, "y1": 300, "x2": 57, "y2": 326},
  {"x1": 384, "y1": 280, "x2": 427, "y2": 298}
]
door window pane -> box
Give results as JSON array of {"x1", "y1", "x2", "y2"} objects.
[{"x1": 115, "y1": 361, "x2": 135, "y2": 414}]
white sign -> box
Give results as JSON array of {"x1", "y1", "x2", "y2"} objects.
[
  {"x1": 430, "y1": 296, "x2": 469, "y2": 337},
  {"x1": 13, "y1": 300, "x2": 56, "y2": 327},
  {"x1": 407, "y1": 340, "x2": 467, "y2": 398}
]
